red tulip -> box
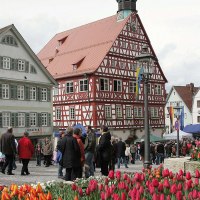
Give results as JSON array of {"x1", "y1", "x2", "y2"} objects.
[
  {"x1": 100, "y1": 192, "x2": 105, "y2": 200},
  {"x1": 195, "y1": 178, "x2": 199, "y2": 185},
  {"x1": 186, "y1": 172, "x2": 191, "y2": 180},
  {"x1": 108, "y1": 170, "x2": 114, "y2": 180},
  {"x1": 195, "y1": 169, "x2": 200, "y2": 178},
  {"x1": 152, "y1": 178, "x2": 159, "y2": 187},
  {"x1": 177, "y1": 183, "x2": 182, "y2": 190},
  {"x1": 176, "y1": 191, "x2": 183, "y2": 200},
  {"x1": 163, "y1": 179, "x2": 170, "y2": 188},
  {"x1": 86, "y1": 188, "x2": 90, "y2": 195},
  {"x1": 179, "y1": 169, "x2": 184, "y2": 176},
  {"x1": 152, "y1": 193, "x2": 158, "y2": 200},
  {"x1": 166, "y1": 195, "x2": 171, "y2": 200},
  {"x1": 71, "y1": 184, "x2": 77, "y2": 191},
  {"x1": 99, "y1": 184, "x2": 103, "y2": 191},
  {"x1": 191, "y1": 153, "x2": 195, "y2": 159},
  {"x1": 78, "y1": 188, "x2": 83, "y2": 196},
  {"x1": 158, "y1": 183, "x2": 163, "y2": 192},
  {"x1": 185, "y1": 179, "x2": 193, "y2": 190},
  {"x1": 149, "y1": 185, "x2": 155, "y2": 195},
  {"x1": 112, "y1": 193, "x2": 120, "y2": 200},
  {"x1": 115, "y1": 171, "x2": 121, "y2": 181},
  {"x1": 134, "y1": 173, "x2": 141, "y2": 182},
  {"x1": 121, "y1": 192, "x2": 126, "y2": 200},
  {"x1": 160, "y1": 194, "x2": 165, "y2": 200},
  {"x1": 169, "y1": 171, "x2": 174, "y2": 179},
  {"x1": 170, "y1": 184, "x2": 177, "y2": 194},
  {"x1": 105, "y1": 178, "x2": 109, "y2": 185},
  {"x1": 162, "y1": 169, "x2": 170, "y2": 177},
  {"x1": 192, "y1": 190, "x2": 198, "y2": 199}
]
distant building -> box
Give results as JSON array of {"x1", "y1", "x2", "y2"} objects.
[
  {"x1": 38, "y1": 0, "x2": 167, "y2": 139},
  {"x1": 192, "y1": 88, "x2": 200, "y2": 124},
  {"x1": 0, "y1": 24, "x2": 57, "y2": 142},
  {"x1": 165, "y1": 83, "x2": 198, "y2": 134}
]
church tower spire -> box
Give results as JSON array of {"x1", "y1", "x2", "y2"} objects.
[{"x1": 116, "y1": 0, "x2": 137, "y2": 21}]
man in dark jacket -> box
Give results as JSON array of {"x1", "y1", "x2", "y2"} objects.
[
  {"x1": 84, "y1": 125, "x2": 96, "y2": 178},
  {"x1": 0, "y1": 127, "x2": 17, "y2": 175},
  {"x1": 98, "y1": 125, "x2": 112, "y2": 176},
  {"x1": 116, "y1": 137, "x2": 128, "y2": 168},
  {"x1": 57, "y1": 127, "x2": 81, "y2": 181}
]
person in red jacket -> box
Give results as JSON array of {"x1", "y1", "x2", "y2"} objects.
[{"x1": 18, "y1": 132, "x2": 34, "y2": 175}]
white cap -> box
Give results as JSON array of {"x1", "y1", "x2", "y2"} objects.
[
  {"x1": 141, "y1": 139, "x2": 144, "y2": 142},
  {"x1": 7, "y1": 126, "x2": 12, "y2": 130}
]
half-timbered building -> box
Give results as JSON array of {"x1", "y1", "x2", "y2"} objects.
[{"x1": 38, "y1": 0, "x2": 167, "y2": 139}]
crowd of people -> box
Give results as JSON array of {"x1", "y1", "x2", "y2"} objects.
[{"x1": 0, "y1": 125, "x2": 199, "y2": 181}]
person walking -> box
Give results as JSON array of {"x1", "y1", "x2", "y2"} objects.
[
  {"x1": 73, "y1": 128, "x2": 85, "y2": 178},
  {"x1": 84, "y1": 125, "x2": 96, "y2": 178},
  {"x1": 35, "y1": 143, "x2": 42, "y2": 166},
  {"x1": 130, "y1": 143, "x2": 136, "y2": 164},
  {"x1": 98, "y1": 125, "x2": 112, "y2": 176},
  {"x1": 42, "y1": 138, "x2": 53, "y2": 167},
  {"x1": 0, "y1": 127, "x2": 17, "y2": 175},
  {"x1": 57, "y1": 127, "x2": 81, "y2": 181},
  {"x1": 116, "y1": 138, "x2": 128, "y2": 169},
  {"x1": 18, "y1": 132, "x2": 34, "y2": 175}
]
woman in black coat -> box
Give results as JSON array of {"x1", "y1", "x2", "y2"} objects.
[
  {"x1": 98, "y1": 125, "x2": 112, "y2": 176},
  {"x1": 57, "y1": 127, "x2": 81, "y2": 181}
]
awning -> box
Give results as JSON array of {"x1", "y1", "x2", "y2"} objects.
[
  {"x1": 135, "y1": 133, "x2": 166, "y2": 143},
  {"x1": 183, "y1": 124, "x2": 200, "y2": 134}
]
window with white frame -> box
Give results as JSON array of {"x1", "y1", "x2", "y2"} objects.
[
  {"x1": 30, "y1": 113, "x2": 37, "y2": 126},
  {"x1": 197, "y1": 100, "x2": 200, "y2": 108},
  {"x1": 30, "y1": 87, "x2": 36, "y2": 100},
  {"x1": 198, "y1": 116, "x2": 200, "y2": 123},
  {"x1": 80, "y1": 79, "x2": 88, "y2": 92},
  {"x1": 126, "y1": 106, "x2": 132, "y2": 118},
  {"x1": 111, "y1": 60, "x2": 116, "y2": 67},
  {"x1": 116, "y1": 105, "x2": 122, "y2": 118},
  {"x1": 3, "y1": 57, "x2": 10, "y2": 69},
  {"x1": 105, "y1": 105, "x2": 112, "y2": 118},
  {"x1": 114, "y1": 80, "x2": 122, "y2": 92},
  {"x1": 53, "y1": 87, "x2": 59, "y2": 96},
  {"x1": 69, "y1": 107, "x2": 75, "y2": 120},
  {"x1": 41, "y1": 113, "x2": 47, "y2": 126},
  {"x1": 56, "y1": 107, "x2": 61, "y2": 120},
  {"x1": 2, "y1": 84, "x2": 9, "y2": 99},
  {"x1": 134, "y1": 107, "x2": 143, "y2": 117},
  {"x1": 151, "y1": 107, "x2": 159, "y2": 118},
  {"x1": 41, "y1": 88, "x2": 47, "y2": 101},
  {"x1": 100, "y1": 78, "x2": 109, "y2": 91},
  {"x1": 129, "y1": 81, "x2": 136, "y2": 93},
  {"x1": 18, "y1": 60, "x2": 25, "y2": 71},
  {"x1": 18, "y1": 113, "x2": 25, "y2": 127},
  {"x1": 2, "y1": 112, "x2": 10, "y2": 127},
  {"x1": 155, "y1": 84, "x2": 161, "y2": 95},
  {"x1": 17, "y1": 85, "x2": 24, "y2": 100},
  {"x1": 66, "y1": 81, "x2": 74, "y2": 93}
]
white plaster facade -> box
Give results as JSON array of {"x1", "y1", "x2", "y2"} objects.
[
  {"x1": 165, "y1": 87, "x2": 192, "y2": 134},
  {"x1": 192, "y1": 89, "x2": 200, "y2": 124},
  {"x1": 0, "y1": 25, "x2": 57, "y2": 140}
]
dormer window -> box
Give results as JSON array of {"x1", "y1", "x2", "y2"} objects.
[
  {"x1": 18, "y1": 60, "x2": 25, "y2": 71},
  {"x1": 58, "y1": 36, "x2": 68, "y2": 46},
  {"x1": 72, "y1": 64, "x2": 77, "y2": 71},
  {"x1": 1, "y1": 35, "x2": 18, "y2": 47}
]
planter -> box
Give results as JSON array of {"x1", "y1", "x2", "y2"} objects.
[{"x1": 184, "y1": 160, "x2": 200, "y2": 176}]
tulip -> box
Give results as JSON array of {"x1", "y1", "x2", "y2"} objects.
[
  {"x1": 162, "y1": 169, "x2": 169, "y2": 177},
  {"x1": 195, "y1": 178, "x2": 199, "y2": 185},
  {"x1": 71, "y1": 184, "x2": 77, "y2": 191},
  {"x1": 74, "y1": 195, "x2": 79, "y2": 200},
  {"x1": 134, "y1": 173, "x2": 141, "y2": 182},
  {"x1": 179, "y1": 169, "x2": 184, "y2": 176},
  {"x1": 121, "y1": 192, "x2": 126, "y2": 200},
  {"x1": 46, "y1": 191, "x2": 52, "y2": 200},
  {"x1": 177, "y1": 183, "x2": 182, "y2": 191},
  {"x1": 105, "y1": 178, "x2": 109, "y2": 185},
  {"x1": 123, "y1": 173, "x2": 128, "y2": 180},
  {"x1": 152, "y1": 178, "x2": 159, "y2": 187},
  {"x1": 163, "y1": 179, "x2": 170, "y2": 188},
  {"x1": 108, "y1": 170, "x2": 114, "y2": 180},
  {"x1": 101, "y1": 192, "x2": 105, "y2": 200},
  {"x1": 158, "y1": 183, "x2": 163, "y2": 192},
  {"x1": 112, "y1": 193, "x2": 120, "y2": 200},
  {"x1": 186, "y1": 172, "x2": 191, "y2": 180},
  {"x1": 115, "y1": 171, "x2": 121, "y2": 181},
  {"x1": 99, "y1": 184, "x2": 103, "y2": 191},
  {"x1": 192, "y1": 190, "x2": 198, "y2": 199},
  {"x1": 170, "y1": 184, "x2": 177, "y2": 194},
  {"x1": 78, "y1": 188, "x2": 83, "y2": 196},
  {"x1": 176, "y1": 191, "x2": 183, "y2": 200},
  {"x1": 195, "y1": 169, "x2": 200, "y2": 178}
]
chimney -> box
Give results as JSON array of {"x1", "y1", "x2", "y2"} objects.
[{"x1": 186, "y1": 83, "x2": 195, "y2": 94}]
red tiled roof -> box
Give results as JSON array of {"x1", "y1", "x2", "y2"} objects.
[
  {"x1": 174, "y1": 85, "x2": 199, "y2": 111},
  {"x1": 38, "y1": 14, "x2": 129, "y2": 79}
]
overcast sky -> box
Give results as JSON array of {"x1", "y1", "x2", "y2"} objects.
[{"x1": 0, "y1": 0, "x2": 200, "y2": 91}]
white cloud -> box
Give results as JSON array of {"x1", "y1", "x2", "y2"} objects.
[{"x1": 0, "y1": 0, "x2": 200, "y2": 91}]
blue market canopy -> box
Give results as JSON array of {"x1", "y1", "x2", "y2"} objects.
[
  {"x1": 73, "y1": 123, "x2": 87, "y2": 137},
  {"x1": 183, "y1": 124, "x2": 200, "y2": 134}
]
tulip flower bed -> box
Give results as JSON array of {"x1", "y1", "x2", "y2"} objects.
[
  {"x1": 1, "y1": 165, "x2": 200, "y2": 199},
  {"x1": 190, "y1": 141, "x2": 200, "y2": 161}
]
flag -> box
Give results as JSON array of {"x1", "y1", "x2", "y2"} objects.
[
  {"x1": 180, "y1": 106, "x2": 184, "y2": 130},
  {"x1": 169, "y1": 106, "x2": 174, "y2": 133},
  {"x1": 136, "y1": 67, "x2": 143, "y2": 98}
]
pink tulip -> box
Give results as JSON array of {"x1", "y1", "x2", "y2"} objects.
[
  {"x1": 139, "y1": 185, "x2": 144, "y2": 194},
  {"x1": 112, "y1": 193, "x2": 120, "y2": 200},
  {"x1": 195, "y1": 169, "x2": 200, "y2": 178},
  {"x1": 170, "y1": 184, "x2": 177, "y2": 194},
  {"x1": 71, "y1": 183, "x2": 77, "y2": 191},
  {"x1": 177, "y1": 183, "x2": 182, "y2": 191},
  {"x1": 176, "y1": 191, "x2": 183, "y2": 200},
  {"x1": 192, "y1": 190, "x2": 198, "y2": 199},
  {"x1": 86, "y1": 187, "x2": 90, "y2": 195},
  {"x1": 152, "y1": 178, "x2": 159, "y2": 187},
  {"x1": 160, "y1": 194, "x2": 165, "y2": 200},
  {"x1": 149, "y1": 185, "x2": 155, "y2": 195},
  {"x1": 166, "y1": 195, "x2": 171, "y2": 200},
  {"x1": 186, "y1": 172, "x2": 191, "y2": 180},
  {"x1": 105, "y1": 178, "x2": 109, "y2": 185},
  {"x1": 163, "y1": 179, "x2": 170, "y2": 188},
  {"x1": 78, "y1": 187, "x2": 83, "y2": 196},
  {"x1": 123, "y1": 173, "x2": 128, "y2": 180},
  {"x1": 99, "y1": 184, "x2": 103, "y2": 191},
  {"x1": 158, "y1": 183, "x2": 163, "y2": 192},
  {"x1": 134, "y1": 173, "x2": 141, "y2": 182},
  {"x1": 108, "y1": 170, "x2": 114, "y2": 180},
  {"x1": 169, "y1": 171, "x2": 174, "y2": 179},
  {"x1": 121, "y1": 192, "x2": 126, "y2": 200},
  {"x1": 115, "y1": 171, "x2": 121, "y2": 181},
  {"x1": 101, "y1": 192, "x2": 105, "y2": 200},
  {"x1": 152, "y1": 193, "x2": 158, "y2": 200},
  {"x1": 179, "y1": 169, "x2": 184, "y2": 176},
  {"x1": 162, "y1": 169, "x2": 169, "y2": 177},
  {"x1": 195, "y1": 178, "x2": 199, "y2": 186}
]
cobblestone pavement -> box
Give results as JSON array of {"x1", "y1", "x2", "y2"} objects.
[{"x1": 0, "y1": 157, "x2": 190, "y2": 186}]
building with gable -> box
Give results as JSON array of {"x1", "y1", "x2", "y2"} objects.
[
  {"x1": 192, "y1": 88, "x2": 200, "y2": 124},
  {"x1": 0, "y1": 24, "x2": 57, "y2": 141},
  {"x1": 38, "y1": 0, "x2": 167, "y2": 139},
  {"x1": 165, "y1": 83, "x2": 199, "y2": 134}
]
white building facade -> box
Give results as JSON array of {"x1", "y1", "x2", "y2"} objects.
[
  {"x1": 192, "y1": 89, "x2": 200, "y2": 124},
  {"x1": 0, "y1": 25, "x2": 57, "y2": 140}
]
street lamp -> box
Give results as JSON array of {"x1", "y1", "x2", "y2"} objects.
[
  {"x1": 135, "y1": 45, "x2": 156, "y2": 169},
  {"x1": 84, "y1": 73, "x2": 91, "y2": 125}
]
